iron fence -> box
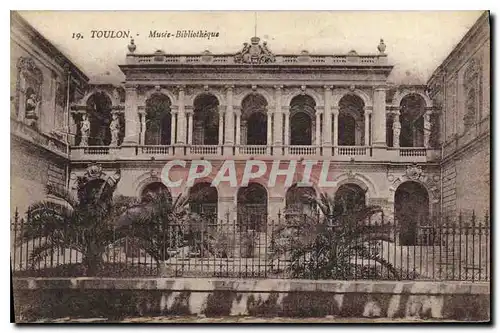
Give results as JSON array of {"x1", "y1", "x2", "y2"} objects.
[{"x1": 10, "y1": 208, "x2": 490, "y2": 281}]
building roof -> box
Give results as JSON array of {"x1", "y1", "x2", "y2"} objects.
[{"x1": 11, "y1": 11, "x2": 89, "y2": 83}]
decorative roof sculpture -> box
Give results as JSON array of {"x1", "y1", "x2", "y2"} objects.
[{"x1": 234, "y1": 36, "x2": 275, "y2": 64}]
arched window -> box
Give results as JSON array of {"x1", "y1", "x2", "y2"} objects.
[
  {"x1": 334, "y1": 183, "x2": 366, "y2": 215},
  {"x1": 189, "y1": 182, "x2": 218, "y2": 222},
  {"x1": 241, "y1": 94, "x2": 268, "y2": 145},
  {"x1": 237, "y1": 183, "x2": 268, "y2": 232},
  {"x1": 338, "y1": 95, "x2": 366, "y2": 146},
  {"x1": 285, "y1": 184, "x2": 316, "y2": 217},
  {"x1": 145, "y1": 93, "x2": 172, "y2": 145},
  {"x1": 290, "y1": 112, "x2": 312, "y2": 145},
  {"x1": 394, "y1": 181, "x2": 429, "y2": 245},
  {"x1": 338, "y1": 113, "x2": 357, "y2": 146},
  {"x1": 400, "y1": 94, "x2": 426, "y2": 147},
  {"x1": 289, "y1": 95, "x2": 316, "y2": 145},
  {"x1": 193, "y1": 94, "x2": 220, "y2": 145},
  {"x1": 85, "y1": 92, "x2": 113, "y2": 146}
]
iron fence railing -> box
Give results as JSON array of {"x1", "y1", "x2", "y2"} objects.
[{"x1": 10, "y1": 208, "x2": 490, "y2": 281}]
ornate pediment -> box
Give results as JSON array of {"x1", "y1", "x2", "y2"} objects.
[{"x1": 234, "y1": 36, "x2": 275, "y2": 64}]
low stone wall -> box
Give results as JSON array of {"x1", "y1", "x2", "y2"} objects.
[{"x1": 13, "y1": 278, "x2": 490, "y2": 322}]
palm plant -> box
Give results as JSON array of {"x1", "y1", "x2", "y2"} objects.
[
  {"x1": 17, "y1": 177, "x2": 122, "y2": 276},
  {"x1": 114, "y1": 190, "x2": 201, "y2": 267},
  {"x1": 271, "y1": 192, "x2": 400, "y2": 280}
]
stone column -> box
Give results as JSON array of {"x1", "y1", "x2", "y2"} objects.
[
  {"x1": 224, "y1": 86, "x2": 235, "y2": 150},
  {"x1": 267, "y1": 111, "x2": 272, "y2": 144},
  {"x1": 332, "y1": 107, "x2": 339, "y2": 147},
  {"x1": 170, "y1": 108, "x2": 177, "y2": 145},
  {"x1": 69, "y1": 112, "x2": 78, "y2": 146},
  {"x1": 187, "y1": 109, "x2": 193, "y2": 145},
  {"x1": 323, "y1": 86, "x2": 333, "y2": 156},
  {"x1": 176, "y1": 86, "x2": 187, "y2": 145},
  {"x1": 364, "y1": 107, "x2": 372, "y2": 146},
  {"x1": 123, "y1": 85, "x2": 138, "y2": 145},
  {"x1": 315, "y1": 108, "x2": 322, "y2": 146},
  {"x1": 424, "y1": 109, "x2": 432, "y2": 148},
  {"x1": 372, "y1": 86, "x2": 387, "y2": 147},
  {"x1": 393, "y1": 110, "x2": 401, "y2": 148},
  {"x1": 273, "y1": 86, "x2": 283, "y2": 148},
  {"x1": 283, "y1": 106, "x2": 290, "y2": 146},
  {"x1": 218, "y1": 107, "x2": 224, "y2": 146},
  {"x1": 139, "y1": 110, "x2": 146, "y2": 145},
  {"x1": 235, "y1": 109, "x2": 241, "y2": 145},
  {"x1": 267, "y1": 111, "x2": 272, "y2": 154}
]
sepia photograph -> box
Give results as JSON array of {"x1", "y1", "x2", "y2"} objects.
[{"x1": 9, "y1": 10, "x2": 491, "y2": 323}]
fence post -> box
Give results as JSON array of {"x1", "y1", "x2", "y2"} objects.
[
  {"x1": 471, "y1": 210, "x2": 476, "y2": 282},
  {"x1": 12, "y1": 208, "x2": 19, "y2": 272}
]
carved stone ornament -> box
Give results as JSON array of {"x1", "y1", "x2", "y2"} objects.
[
  {"x1": 85, "y1": 163, "x2": 103, "y2": 179},
  {"x1": 405, "y1": 164, "x2": 424, "y2": 180},
  {"x1": 18, "y1": 57, "x2": 43, "y2": 83},
  {"x1": 16, "y1": 57, "x2": 43, "y2": 121},
  {"x1": 346, "y1": 169, "x2": 357, "y2": 179},
  {"x1": 234, "y1": 36, "x2": 275, "y2": 64}
]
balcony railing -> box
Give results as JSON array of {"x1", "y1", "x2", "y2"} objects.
[
  {"x1": 139, "y1": 145, "x2": 172, "y2": 155},
  {"x1": 287, "y1": 146, "x2": 317, "y2": 155},
  {"x1": 126, "y1": 52, "x2": 388, "y2": 67},
  {"x1": 336, "y1": 146, "x2": 369, "y2": 156},
  {"x1": 83, "y1": 146, "x2": 113, "y2": 155},
  {"x1": 398, "y1": 147, "x2": 427, "y2": 157},
  {"x1": 238, "y1": 145, "x2": 268, "y2": 155},
  {"x1": 189, "y1": 145, "x2": 220, "y2": 155},
  {"x1": 69, "y1": 144, "x2": 436, "y2": 162}
]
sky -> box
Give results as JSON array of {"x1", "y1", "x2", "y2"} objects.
[{"x1": 18, "y1": 11, "x2": 484, "y2": 85}]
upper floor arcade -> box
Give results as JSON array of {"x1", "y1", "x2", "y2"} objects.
[{"x1": 68, "y1": 37, "x2": 441, "y2": 163}]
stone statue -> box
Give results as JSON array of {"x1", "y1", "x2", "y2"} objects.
[
  {"x1": 260, "y1": 41, "x2": 275, "y2": 63},
  {"x1": 80, "y1": 114, "x2": 90, "y2": 147},
  {"x1": 109, "y1": 113, "x2": 120, "y2": 146},
  {"x1": 234, "y1": 43, "x2": 250, "y2": 63},
  {"x1": 423, "y1": 113, "x2": 431, "y2": 147},
  {"x1": 393, "y1": 121, "x2": 401, "y2": 147},
  {"x1": 25, "y1": 93, "x2": 40, "y2": 119}
]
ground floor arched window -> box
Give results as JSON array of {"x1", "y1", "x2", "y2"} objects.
[
  {"x1": 334, "y1": 183, "x2": 366, "y2": 215},
  {"x1": 394, "y1": 181, "x2": 429, "y2": 245},
  {"x1": 189, "y1": 182, "x2": 218, "y2": 223},
  {"x1": 285, "y1": 184, "x2": 316, "y2": 218},
  {"x1": 237, "y1": 183, "x2": 268, "y2": 232}
]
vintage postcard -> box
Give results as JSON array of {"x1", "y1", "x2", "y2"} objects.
[{"x1": 10, "y1": 10, "x2": 490, "y2": 323}]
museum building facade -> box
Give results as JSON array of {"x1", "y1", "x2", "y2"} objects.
[{"x1": 11, "y1": 12, "x2": 490, "y2": 237}]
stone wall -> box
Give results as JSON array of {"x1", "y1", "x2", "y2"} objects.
[
  {"x1": 454, "y1": 139, "x2": 490, "y2": 216},
  {"x1": 13, "y1": 277, "x2": 489, "y2": 322},
  {"x1": 10, "y1": 139, "x2": 67, "y2": 215}
]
